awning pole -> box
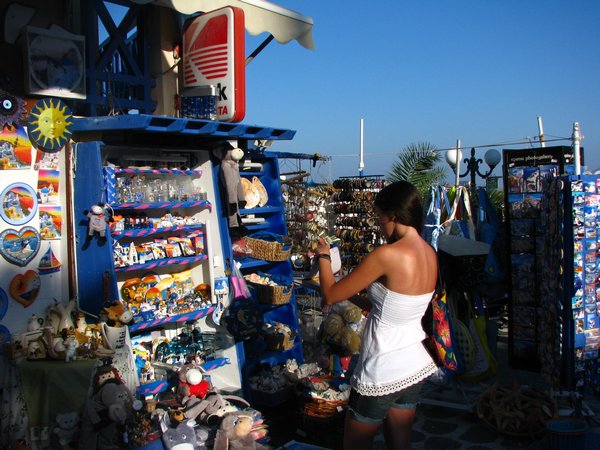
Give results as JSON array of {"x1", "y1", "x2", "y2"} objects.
[{"x1": 246, "y1": 34, "x2": 275, "y2": 65}]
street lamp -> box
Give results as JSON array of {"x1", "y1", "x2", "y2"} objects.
[{"x1": 445, "y1": 147, "x2": 501, "y2": 198}]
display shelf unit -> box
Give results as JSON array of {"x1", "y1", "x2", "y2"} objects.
[
  {"x1": 233, "y1": 151, "x2": 303, "y2": 387},
  {"x1": 503, "y1": 146, "x2": 582, "y2": 372},
  {"x1": 330, "y1": 176, "x2": 386, "y2": 272},
  {"x1": 71, "y1": 115, "x2": 297, "y2": 396}
]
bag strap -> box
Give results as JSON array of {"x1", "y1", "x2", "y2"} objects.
[
  {"x1": 460, "y1": 187, "x2": 476, "y2": 239},
  {"x1": 477, "y1": 187, "x2": 500, "y2": 229}
]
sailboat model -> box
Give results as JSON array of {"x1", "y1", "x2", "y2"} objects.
[{"x1": 38, "y1": 245, "x2": 62, "y2": 274}]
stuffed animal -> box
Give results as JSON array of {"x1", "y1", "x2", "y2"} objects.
[
  {"x1": 213, "y1": 411, "x2": 268, "y2": 450},
  {"x1": 78, "y1": 380, "x2": 142, "y2": 449},
  {"x1": 83, "y1": 202, "x2": 113, "y2": 244},
  {"x1": 65, "y1": 336, "x2": 78, "y2": 362},
  {"x1": 103, "y1": 301, "x2": 134, "y2": 328},
  {"x1": 183, "y1": 387, "x2": 250, "y2": 426},
  {"x1": 52, "y1": 411, "x2": 79, "y2": 449},
  {"x1": 178, "y1": 363, "x2": 211, "y2": 403},
  {"x1": 160, "y1": 418, "x2": 198, "y2": 450},
  {"x1": 216, "y1": 143, "x2": 246, "y2": 234}
]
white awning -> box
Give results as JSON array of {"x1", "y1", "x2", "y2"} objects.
[{"x1": 131, "y1": 0, "x2": 315, "y2": 50}]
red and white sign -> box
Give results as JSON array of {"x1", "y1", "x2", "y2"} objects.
[{"x1": 183, "y1": 7, "x2": 246, "y2": 122}]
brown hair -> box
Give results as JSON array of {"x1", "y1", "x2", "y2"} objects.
[{"x1": 374, "y1": 181, "x2": 424, "y2": 233}]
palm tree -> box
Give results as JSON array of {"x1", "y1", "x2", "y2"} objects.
[{"x1": 388, "y1": 141, "x2": 447, "y2": 199}]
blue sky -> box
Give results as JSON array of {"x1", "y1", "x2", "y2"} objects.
[{"x1": 241, "y1": 0, "x2": 600, "y2": 183}]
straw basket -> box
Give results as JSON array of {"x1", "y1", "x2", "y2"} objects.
[
  {"x1": 247, "y1": 273, "x2": 293, "y2": 305},
  {"x1": 243, "y1": 233, "x2": 292, "y2": 262},
  {"x1": 303, "y1": 398, "x2": 348, "y2": 418}
]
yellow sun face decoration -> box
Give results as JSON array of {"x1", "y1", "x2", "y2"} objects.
[{"x1": 27, "y1": 98, "x2": 73, "y2": 151}]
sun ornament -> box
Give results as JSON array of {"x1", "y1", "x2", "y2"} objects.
[
  {"x1": 27, "y1": 98, "x2": 73, "y2": 151},
  {"x1": 0, "y1": 91, "x2": 26, "y2": 129}
]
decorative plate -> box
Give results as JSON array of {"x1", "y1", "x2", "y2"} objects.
[
  {"x1": 0, "y1": 226, "x2": 41, "y2": 266},
  {"x1": 252, "y1": 176, "x2": 268, "y2": 207},
  {"x1": 0, "y1": 182, "x2": 38, "y2": 225},
  {"x1": 9, "y1": 269, "x2": 41, "y2": 308},
  {"x1": 27, "y1": 98, "x2": 73, "y2": 151}
]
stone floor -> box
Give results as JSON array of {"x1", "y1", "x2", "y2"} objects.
[{"x1": 263, "y1": 340, "x2": 600, "y2": 449}]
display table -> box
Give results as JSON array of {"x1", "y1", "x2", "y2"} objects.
[{"x1": 19, "y1": 359, "x2": 97, "y2": 443}]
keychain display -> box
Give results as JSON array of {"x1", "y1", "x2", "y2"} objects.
[
  {"x1": 282, "y1": 178, "x2": 332, "y2": 273},
  {"x1": 330, "y1": 177, "x2": 386, "y2": 271}
]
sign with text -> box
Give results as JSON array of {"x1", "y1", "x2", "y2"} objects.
[{"x1": 183, "y1": 7, "x2": 246, "y2": 122}]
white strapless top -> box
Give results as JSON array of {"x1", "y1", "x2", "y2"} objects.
[{"x1": 350, "y1": 281, "x2": 437, "y2": 396}]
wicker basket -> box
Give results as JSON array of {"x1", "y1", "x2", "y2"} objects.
[
  {"x1": 243, "y1": 233, "x2": 292, "y2": 261},
  {"x1": 247, "y1": 273, "x2": 293, "y2": 305},
  {"x1": 303, "y1": 398, "x2": 348, "y2": 418}
]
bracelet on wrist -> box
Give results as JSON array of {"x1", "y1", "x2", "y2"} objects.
[{"x1": 318, "y1": 253, "x2": 331, "y2": 262}]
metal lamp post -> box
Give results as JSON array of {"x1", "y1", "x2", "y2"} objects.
[{"x1": 446, "y1": 147, "x2": 501, "y2": 199}]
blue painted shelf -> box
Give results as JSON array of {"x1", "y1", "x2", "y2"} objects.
[{"x1": 115, "y1": 254, "x2": 207, "y2": 273}]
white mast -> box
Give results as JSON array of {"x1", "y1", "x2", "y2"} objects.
[
  {"x1": 455, "y1": 139, "x2": 461, "y2": 187},
  {"x1": 572, "y1": 122, "x2": 582, "y2": 175},
  {"x1": 537, "y1": 116, "x2": 545, "y2": 147},
  {"x1": 358, "y1": 117, "x2": 364, "y2": 176}
]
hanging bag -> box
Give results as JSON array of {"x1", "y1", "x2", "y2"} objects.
[
  {"x1": 422, "y1": 265, "x2": 465, "y2": 375},
  {"x1": 477, "y1": 187, "x2": 505, "y2": 283},
  {"x1": 442, "y1": 186, "x2": 476, "y2": 240},
  {"x1": 457, "y1": 294, "x2": 497, "y2": 382}
]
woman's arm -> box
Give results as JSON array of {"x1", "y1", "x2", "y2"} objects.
[{"x1": 317, "y1": 242, "x2": 386, "y2": 306}]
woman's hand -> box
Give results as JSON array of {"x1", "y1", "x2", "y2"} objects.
[{"x1": 316, "y1": 238, "x2": 331, "y2": 256}]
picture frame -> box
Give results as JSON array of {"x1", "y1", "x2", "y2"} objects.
[{"x1": 25, "y1": 26, "x2": 86, "y2": 99}]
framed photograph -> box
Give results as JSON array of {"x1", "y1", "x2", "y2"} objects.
[{"x1": 25, "y1": 26, "x2": 86, "y2": 99}]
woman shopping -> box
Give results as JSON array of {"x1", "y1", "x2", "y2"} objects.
[{"x1": 317, "y1": 180, "x2": 438, "y2": 450}]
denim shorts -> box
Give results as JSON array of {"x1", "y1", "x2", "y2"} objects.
[{"x1": 347, "y1": 379, "x2": 426, "y2": 424}]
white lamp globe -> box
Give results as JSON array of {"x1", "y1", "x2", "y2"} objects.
[
  {"x1": 484, "y1": 149, "x2": 501, "y2": 168},
  {"x1": 445, "y1": 148, "x2": 462, "y2": 168}
]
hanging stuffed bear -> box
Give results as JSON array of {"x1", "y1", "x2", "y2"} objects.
[
  {"x1": 83, "y1": 202, "x2": 113, "y2": 244},
  {"x1": 215, "y1": 142, "x2": 247, "y2": 236}
]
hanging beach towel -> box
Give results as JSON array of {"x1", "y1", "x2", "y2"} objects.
[{"x1": 422, "y1": 185, "x2": 449, "y2": 251}]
